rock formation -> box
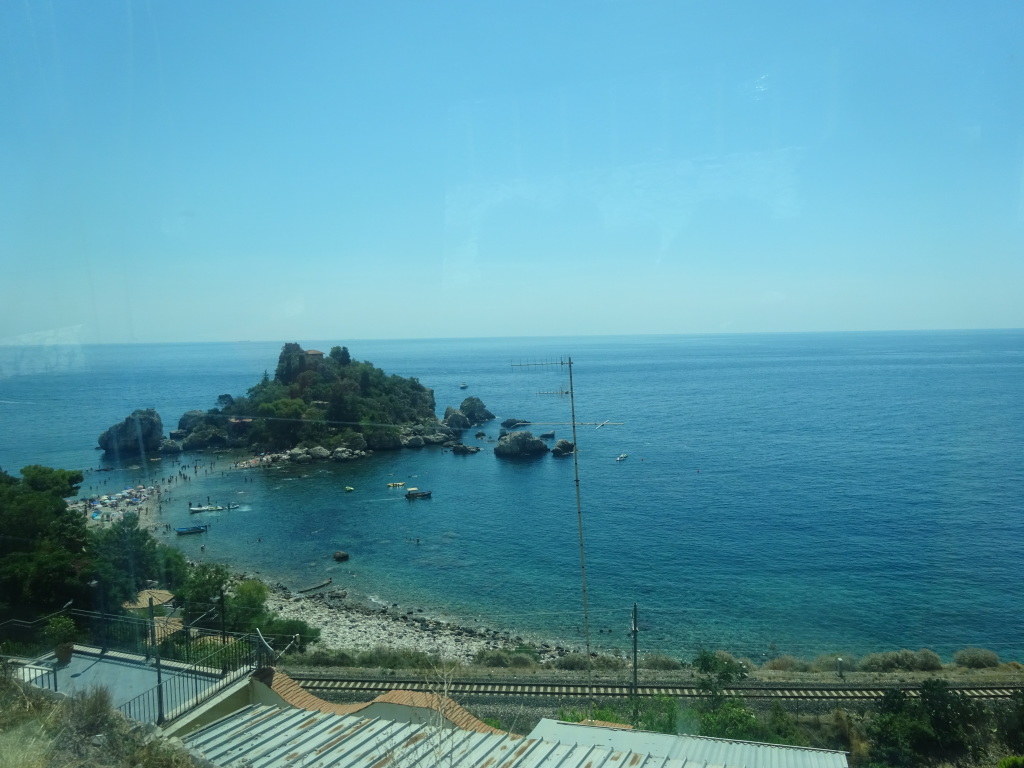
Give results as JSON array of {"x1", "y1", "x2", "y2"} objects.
[
  {"x1": 451, "y1": 443, "x2": 481, "y2": 455},
  {"x1": 459, "y1": 397, "x2": 495, "y2": 426},
  {"x1": 493, "y1": 431, "x2": 550, "y2": 458},
  {"x1": 98, "y1": 409, "x2": 164, "y2": 457},
  {"x1": 443, "y1": 406, "x2": 471, "y2": 431},
  {"x1": 177, "y1": 410, "x2": 207, "y2": 433},
  {"x1": 551, "y1": 439, "x2": 575, "y2": 457}
]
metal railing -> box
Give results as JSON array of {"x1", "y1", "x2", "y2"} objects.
[
  {"x1": 2, "y1": 606, "x2": 263, "y2": 724},
  {"x1": 117, "y1": 638, "x2": 259, "y2": 724}
]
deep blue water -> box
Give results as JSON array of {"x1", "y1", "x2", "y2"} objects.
[{"x1": 2, "y1": 331, "x2": 1022, "y2": 662}]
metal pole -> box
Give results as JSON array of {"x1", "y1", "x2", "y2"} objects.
[
  {"x1": 566, "y1": 356, "x2": 593, "y2": 684},
  {"x1": 632, "y1": 603, "x2": 638, "y2": 696},
  {"x1": 150, "y1": 597, "x2": 164, "y2": 724}
]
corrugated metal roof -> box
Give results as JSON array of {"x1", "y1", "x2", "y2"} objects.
[
  {"x1": 530, "y1": 719, "x2": 848, "y2": 768},
  {"x1": 184, "y1": 707, "x2": 848, "y2": 768}
]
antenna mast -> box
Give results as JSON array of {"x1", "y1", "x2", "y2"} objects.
[{"x1": 513, "y1": 355, "x2": 607, "y2": 680}]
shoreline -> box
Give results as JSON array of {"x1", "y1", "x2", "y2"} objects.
[
  {"x1": 251, "y1": 577, "x2": 570, "y2": 665},
  {"x1": 70, "y1": 452, "x2": 573, "y2": 664}
]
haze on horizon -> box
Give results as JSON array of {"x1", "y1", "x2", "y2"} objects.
[{"x1": 2, "y1": 1, "x2": 1022, "y2": 346}]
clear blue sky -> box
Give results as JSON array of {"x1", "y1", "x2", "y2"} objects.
[{"x1": 2, "y1": 1, "x2": 1022, "y2": 344}]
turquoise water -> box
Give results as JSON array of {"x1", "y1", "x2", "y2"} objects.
[{"x1": 2, "y1": 331, "x2": 1022, "y2": 661}]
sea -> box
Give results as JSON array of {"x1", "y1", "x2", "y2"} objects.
[{"x1": 1, "y1": 331, "x2": 1022, "y2": 663}]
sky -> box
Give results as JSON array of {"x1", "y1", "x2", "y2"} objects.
[{"x1": 2, "y1": 0, "x2": 1022, "y2": 344}]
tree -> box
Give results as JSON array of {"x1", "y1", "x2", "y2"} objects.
[
  {"x1": 867, "y1": 679, "x2": 990, "y2": 767},
  {"x1": 175, "y1": 563, "x2": 230, "y2": 629},
  {"x1": 329, "y1": 346, "x2": 351, "y2": 365},
  {"x1": 90, "y1": 513, "x2": 159, "y2": 610},
  {"x1": 0, "y1": 467, "x2": 90, "y2": 620}
]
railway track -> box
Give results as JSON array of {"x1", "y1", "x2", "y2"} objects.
[{"x1": 290, "y1": 676, "x2": 1024, "y2": 702}]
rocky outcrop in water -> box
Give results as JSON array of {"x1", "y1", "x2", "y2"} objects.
[
  {"x1": 98, "y1": 409, "x2": 164, "y2": 457},
  {"x1": 443, "y1": 407, "x2": 471, "y2": 431},
  {"x1": 460, "y1": 397, "x2": 495, "y2": 426},
  {"x1": 551, "y1": 439, "x2": 575, "y2": 457},
  {"x1": 493, "y1": 431, "x2": 549, "y2": 458}
]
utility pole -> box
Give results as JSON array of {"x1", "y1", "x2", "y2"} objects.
[
  {"x1": 631, "y1": 602, "x2": 639, "y2": 722},
  {"x1": 514, "y1": 356, "x2": 622, "y2": 686},
  {"x1": 632, "y1": 602, "x2": 639, "y2": 696},
  {"x1": 149, "y1": 597, "x2": 164, "y2": 724}
]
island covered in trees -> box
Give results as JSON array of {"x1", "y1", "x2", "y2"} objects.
[{"x1": 99, "y1": 343, "x2": 569, "y2": 461}]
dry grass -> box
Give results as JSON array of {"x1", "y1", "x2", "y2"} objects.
[{"x1": 0, "y1": 665, "x2": 199, "y2": 768}]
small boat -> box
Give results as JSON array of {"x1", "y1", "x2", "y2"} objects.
[
  {"x1": 227, "y1": 503, "x2": 240, "y2": 509},
  {"x1": 189, "y1": 505, "x2": 225, "y2": 513},
  {"x1": 386, "y1": 481, "x2": 406, "y2": 488},
  {"x1": 344, "y1": 486, "x2": 354, "y2": 492},
  {"x1": 405, "y1": 488, "x2": 432, "y2": 499},
  {"x1": 616, "y1": 453, "x2": 628, "y2": 461},
  {"x1": 459, "y1": 382, "x2": 468, "y2": 389},
  {"x1": 176, "y1": 524, "x2": 209, "y2": 535}
]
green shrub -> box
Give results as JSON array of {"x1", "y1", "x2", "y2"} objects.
[
  {"x1": 954, "y1": 647, "x2": 1000, "y2": 669},
  {"x1": 810, "y1": 654, "x2": 858, "y2": 673},
  {"x1": 555, "y1": 653, "x2": 589, "y2": 671},
  {"x1": 474, "y1": 649, "x2": 510, "y2": 668},
  {"x1": 640, "y1": 653, "x2": 682, "y2": 671},
  {"x1": 591, "y1": 654, "x2": 627, "y2": 671},
  {"x1": 507, "y1": 653, "x2": 536, "y2": 668},
  {"x1": 913, "y1": 648, "x2": 944, "y2": 671},
  {"x1": 997, "y1": 757, "x2": 1024, "y2": 768},
  {"x1": 286, "y1": 648, "x2": 357, "y2": 667},
  {"x1": 762, "y1": 654, "x2": 810, "y2": 672},
  {"x1": 355, "y1": 646, "x2": 445, "y2": 670},
  {"x1": 860, "y1": 649, "x2": 943, "y2": 673}
]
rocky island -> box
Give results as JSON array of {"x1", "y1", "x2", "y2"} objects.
[{"x1": 97, "y1": 343, "x2": 567, "y2": 462}]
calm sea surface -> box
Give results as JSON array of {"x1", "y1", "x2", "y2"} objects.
[{"x1": 1, "y1": 331, "x2": 1022, "y2": 662}]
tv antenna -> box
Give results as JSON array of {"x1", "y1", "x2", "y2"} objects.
[{"x1": 512, "y1": 356, "x2": 622, "y2": 681}]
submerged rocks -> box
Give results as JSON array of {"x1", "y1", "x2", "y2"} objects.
[
  {"x1": 451, "y1": 443, "x2": 481, "y2": 455},
  {"x1": 494, "y1": 430, "x2": 550, "y2": 458},
  {"x1": 98, "y1": 409, "x2": 164, "y2": 457}
]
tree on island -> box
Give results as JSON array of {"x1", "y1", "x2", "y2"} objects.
[{"x1": 181, "y1": 342, "x2": 438, "y2": 454}]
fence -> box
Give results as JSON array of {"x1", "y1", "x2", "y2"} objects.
[
  {"x1": 117, "y1": 636, "x2": 259, "y2": 724},
  {"x1": 1, "y1": 607, "x2": 264, "y2": 725}
]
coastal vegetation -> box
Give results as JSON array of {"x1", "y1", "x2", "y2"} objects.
[{"x1": 0, "y1": 465, "x2": 318, "y2": 653}]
